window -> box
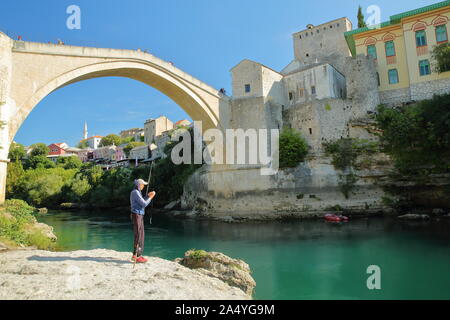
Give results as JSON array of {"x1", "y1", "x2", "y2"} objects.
[
  {"x1": 376, "y1": 72, "x2": 380, "y2": 86},
  {"x1": 245, "y1": 84, "x2": 251, "y2": 93},
  {"x1": 289, "y1": 92, "x2": 294, "y2": 100},
  {"x1": 299, "y1": 88, "x2": 304, "y2": 97},
  {"x1": 309, "y1": 128, "x2": 313, "y2": 135},
  {"x1": 385, "y1": 41, "x2": 395, "y2": 57},
  {"x1": 419, "y1": 59, "x2": 431, "y2": 76},
  {"x1": 415, "y1": 30, "x2": 427, "y2": 47},
  {"x1": 311, "y1": 86, "x2": 316, "y2": 94},
  {"x1": 388, "y1": 69, "x2": 399, "y2": 84},
  {"x1": 436, "y1": 25, "x2": 448, "y2": 43},
  {"x1": 367, "y1": 44, "x2": 377, "y2": 59}
]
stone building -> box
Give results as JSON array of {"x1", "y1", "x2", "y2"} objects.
[
  {"x1": 292, "y1": 17, "x2": 353, "y2": 74},
  {"x1": 129, "y1": 144, "x2": 150, "y2": 160},
  {"x1": 144, "y1": 116, "x2": 173, "y2": 144},
  {"x1": 230, "y1": 17, "x2": 379, "y2": 153},
  {"x1": 120, "y1": 127, "x2": 144, "y2": 141}
]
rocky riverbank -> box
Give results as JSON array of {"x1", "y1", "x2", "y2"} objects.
[{"x1": 0, "y1": 249, "x2": 255, "y2": 300}]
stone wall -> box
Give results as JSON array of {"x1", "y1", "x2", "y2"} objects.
[
  {"x1": 292, "y1": 17, "x2": 352, "y2": 74},
  {"x1": 410, "y1": 77, "x2": 450, "y2": 101},
  {"x1": 379, "y1": 87, "x2": 411, "y2": 106},
  {"x1": 343, "y1": 54, "x2": 380, "y2": 117},
  {"x1": 182, "y1": 155, "x2": 389, "y2": 219},
  {"x1": 0, "y1": 32, "x2": 13, "y2": 204}
]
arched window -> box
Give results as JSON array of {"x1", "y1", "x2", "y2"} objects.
[
  {"x1": 367, "y1": 45, "x2": 377, "y2": 59},
  {"x1": 436, "y1": 25, "x2": 448, "y2": 43},
  {"x1": 388, "y1": 69, "x2": 399, "y2": 84},
  {"x1": 385, "y1": 41, "x2": 395, "y2": 57},
  {"x1": 415, "y1": 30, "x2": 427, "y2": 47}
]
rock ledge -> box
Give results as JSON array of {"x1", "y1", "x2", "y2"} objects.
[{"x1": 0, "y1": 249, "x2": 252, "y2": 300}]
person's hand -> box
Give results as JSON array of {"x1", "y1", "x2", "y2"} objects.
[{"x1": 148, "y1": 191, "x2": 156, "y2": 199}]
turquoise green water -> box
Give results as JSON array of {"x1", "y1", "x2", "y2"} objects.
[{"x1": 38, "y1": 211, "x2": 450, "y2": 300}]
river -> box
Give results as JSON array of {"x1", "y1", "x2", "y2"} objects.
[{"x1": 37, "y1": 210, "x2": 450, "y2": 300}]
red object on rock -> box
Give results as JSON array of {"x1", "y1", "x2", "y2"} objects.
[{"x1": 324, "y1": 214, "x2": 349, "y2": 222}]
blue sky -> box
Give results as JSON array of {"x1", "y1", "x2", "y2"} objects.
[{"x1": 0, "y1": 0, "x2": 432, "y2": 147}]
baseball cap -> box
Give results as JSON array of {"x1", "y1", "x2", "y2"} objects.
[{"x1": 135, "y1": 178, "x2": 148, "y2": 186}]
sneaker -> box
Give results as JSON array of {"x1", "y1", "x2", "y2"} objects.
[
  {"x1": 136, "y1": 256, "x2": 148, "y2": 263},
  {"x1": 131, "y1": 255, "x2": 137, "y2": 262}
]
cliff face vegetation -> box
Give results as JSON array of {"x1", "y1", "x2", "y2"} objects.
[
  {"x1": 375, "y1": 93, "x2": 450, "y2": 211},
  {"x1": 0, "y1": 199, "x2": 56, "y2": 250}
]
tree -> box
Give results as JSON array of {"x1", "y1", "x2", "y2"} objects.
[
  {"x1": 77, "y1": 140, "x2": 89, "y2": 149},
  {"x1": 123, "y1": 141, "x2": 146, "y2": 158},
  {"x1": 431, "y1": 43, "x2": 450, "y2": 73},
  {"x1": 357, "y1": 6, "x2": 367, "y2": 28},
  {"x1": 30, "y1": 143, "x2": 49, "y2": 157},
  {"x1": 56, "y1": 155, "x2": 82, "y2": 169},
  {"x1": 375, "y1": 93, "x2": 450, "y2": 174},
  {"x1": 120, "y1": 136, "x2": 135, "y2": 146},
  {"x1": 6, "y1": 161, "x2": 25, "y2": 198},
  {"x1": 24, "y1": 155, "x2": 56, "y2": 170},
  {"x1": 99, "y1": 134, "x2": 121, "y2": 147},
  {"x1": 279, "y1": 127, "x2": 309, "y2": 169},
  {"x1": 8, "y1": 142, "x2": 26, "y2": 161}
]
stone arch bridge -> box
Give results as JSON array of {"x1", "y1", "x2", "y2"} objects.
[{"x1": 0, "y1": 32, "x2": 230, "y2": 203}]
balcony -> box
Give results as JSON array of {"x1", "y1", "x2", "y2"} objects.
[
  {"x1": 386, "y1": 55, "x2": 397, "y2": 65},
  {"x1": 416, "y1": 46, "x2": 428, "y2": 56}
]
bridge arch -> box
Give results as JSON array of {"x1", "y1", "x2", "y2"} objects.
[
  {"x1": 0, "y1": 34, "x2": 229, "y2": 203},
  {"x1": 9, "y1": 59, "x2": 222, "y2": 141}
]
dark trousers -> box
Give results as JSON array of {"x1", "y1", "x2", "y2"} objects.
[{"x1": 130, "y1": 213, "x2": 145, "y2": 256}]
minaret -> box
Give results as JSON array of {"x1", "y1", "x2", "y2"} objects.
[{"x1": 83, "y1": 121, "x2": 88, "y2": 140}]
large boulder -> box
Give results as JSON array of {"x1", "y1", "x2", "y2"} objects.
[
  {"x1": 32, "y1": 223, "x2": 57, "y2": 241},
  {"x1": 176, "y1": 250, "x2": 256, "y2": 296}
]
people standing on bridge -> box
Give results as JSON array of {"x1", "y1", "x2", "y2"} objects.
[{"x1": 130, "y1": 179, "x2": 156, "y2": 263}]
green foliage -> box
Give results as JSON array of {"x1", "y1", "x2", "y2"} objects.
[
  {"x1": 30, "y1": 143, "x2": 49, "y2": 157},
  {"x1": 6, "y1": 129, "x2": 203, "y2": 208},
  {"x1": 120, "y1": 136, "x2": 135, "y2": 145},
  {"x1": 0, "y1": 199, "x2": 54, "y2": 249},
  {"x1": 279, "y1": 127, "x2": 309, "y2": 169},
  {"x1": 323, "y1": 138, "x2": 379, "y2": 198},
  {"x1": 431, "y1": 43, "x2": 450, "y2": 74},
  {"x1": 99, "y1": 134, "x2": 121, "y2": 147},
  {"x1": 375, "y1": 94, "x2": 450, "y2": 175},
  {"x1": 16, "y1": 167, "x2": 77, "y2": 207},
  {"x1": 77, "y1": 140, "x2": 89, "y2": 149},
  {"x1": 357, "y1": 6, "x2": 367, "y2": 28},
  {"x1": 188, "y1": 249, "x2": 208, "y2": 260},
  {"x1": 6, "y1": 161, "x2": 24, "y2": 198},
  {"x1": 123, "y1": 141, "x2": 146, "y2": 158},
  {"x1": 24, "y1": 155, "x2": 56, "y2": 170},
  {"x1": 8, "y1": 142, "x2": 26, "y2": 161},
  {"x1": 323, "y1": 138, "x2": 379, "y2": 171},
  {"x1": 152, "y1": 130, "x2": 203, "y2": 204},
  {"x1": 67, "y1": 175, "x2": 92, "y2": 203},
  {"x1": 56, "y1": 155, "x2": 82, "y2": 169}
]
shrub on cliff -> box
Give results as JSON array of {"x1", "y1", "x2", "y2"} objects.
[
  {"x1": 375, "y1": 93, "x2": 450, "y2": 175},
  {"x1": 0, "y1": 199, "x2": 55, "y2": 250},
  {"x1": 279, "y1": 127, "x2": 309, "y2": 169}
]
